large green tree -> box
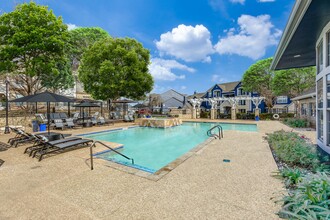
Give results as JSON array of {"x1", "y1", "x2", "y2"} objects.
[
  {"x1": 67, "y1": 27, "x2": 109, "y2": 72},
  {"x1": 78, "y1": 37, "x2": 154, "y2": 101},
  {"x1": 272, "y1": 67, "x2": 316, "y2": 98},
  {"x1": 0, "y1": 2, "x2": 73, "y2": 95},
  {"x1": 242, "y1": 57, "x2": 275, "y2": 108}
]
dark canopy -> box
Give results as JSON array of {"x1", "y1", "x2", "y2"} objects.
[
  {"x1": 9, "y1": 91, "x2": 73, "y2": 103},
  {"x1": 73, "y1": 102, "x2": 100, "y2": 108}
]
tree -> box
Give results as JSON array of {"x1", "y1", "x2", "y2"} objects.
[
  {"x1": 78, "y1": 37, "x2": 154, "y2": 101},
  {"x1": 242, "y1": 57, "x2": 275, "y2": 109},
  {"x1": 272, "y1": 67, "x2": 316, "y2": 98},
  {"x1": 0, "y1": 2, "x2": 72, "y2": 95},
  {"x1": 67, "y1": 27, "x2": 109, "y2": 72}
]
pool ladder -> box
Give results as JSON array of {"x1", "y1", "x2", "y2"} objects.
[
  {"x1": 207, "y1": 125, "x2": 223, "y2": 139},
  {"x1": 90, "y1": 141, "x2": 134, "y2": 170}
]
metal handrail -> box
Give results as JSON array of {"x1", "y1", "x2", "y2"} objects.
[
  {"x1": 207, "y1": 125, "x2": 223, "y2": 139},
  {"x1": 90, "y1": 140, "x2": 134, "y2": 170}
]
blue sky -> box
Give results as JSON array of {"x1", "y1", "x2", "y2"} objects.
[{"x1": 0, "y1": 0, "x2": 295, "y2": 95}]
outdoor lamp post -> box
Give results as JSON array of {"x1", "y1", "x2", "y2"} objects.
[{"x1": 4, "y1": 76, "x2": 10, "y2": 134}]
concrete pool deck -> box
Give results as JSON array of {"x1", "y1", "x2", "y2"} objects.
[{"x1": 0, "y1": 120, "x2": 316, "y2": 219}]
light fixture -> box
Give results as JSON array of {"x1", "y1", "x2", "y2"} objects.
[{"x1": 293, "y1": 54, "x2": 301, "y2": 58}]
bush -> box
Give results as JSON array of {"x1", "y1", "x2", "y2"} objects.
[
  {"x1": 267, "y1": 130, "x2": 330, "y2": 172},
  {"x1": 236, "y1": 113, "x2": 255, "y2": 120},
  {"x1": 259, "y1": 113, "x2": 274, "y2": 120},
  {"x1": 283, "y1": 118, "x2": 308, "y2": 128},
  {"x1": 280, "y1": 167, "x2": 306, "y2": 188},
  {"x1": 200, "y1": 111, "x2": 210, "y2": 118},
  {"x1": 279, "y1": 172, "x2": 330, "y2": 219}
]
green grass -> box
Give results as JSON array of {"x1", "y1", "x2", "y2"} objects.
[{"x1": 283, "y1": 118, "x2": 308, "y2": 128}]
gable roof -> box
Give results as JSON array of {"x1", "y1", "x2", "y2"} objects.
[
  {"x1": 291, "y1": 86, "x2": 316, "y2": 101},
  {"x1": 207, "y1": 81, "x2": 241, "y2": 93}
]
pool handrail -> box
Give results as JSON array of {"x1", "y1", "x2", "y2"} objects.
[
  {"x1": 90, "y1": 140, "x2": 134, "y2": 170},
  {"x1": 207, "y1": 125, "x2": 223, "y2": 139}
]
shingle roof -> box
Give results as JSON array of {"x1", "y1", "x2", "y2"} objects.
[{"x1": 207, "y1": 81, "x2": 241, "y2": 93}]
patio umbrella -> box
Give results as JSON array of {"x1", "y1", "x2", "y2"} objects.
[
  {"x1": 73, "y1": 102, "x2": 100, "y2": 124},
  {"x1": 9, "y1": 91, "x2": 73, "y2": 134}
]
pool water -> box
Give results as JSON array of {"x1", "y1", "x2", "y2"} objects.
[{"x1": 85, "y1": 122, "x2": 257, "y2": 173}]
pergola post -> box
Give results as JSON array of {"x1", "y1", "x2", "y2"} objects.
[{"x1": 209, "y1": 98, "x2": 217, "y2": 120}]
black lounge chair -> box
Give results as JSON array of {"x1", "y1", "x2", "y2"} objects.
[
  {"x1": 26, "y1": 136, "x2": 82, "y2": 157},
  {"x1": 8, "y1": 128, "x2": 36, "y2": 147},
  {"x1": 34, "y1": 138, "x2": 93, "y2": 161}
]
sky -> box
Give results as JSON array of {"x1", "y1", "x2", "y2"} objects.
[{"x1": 0, "y1": 0, "x2": 295, "y2": 95}]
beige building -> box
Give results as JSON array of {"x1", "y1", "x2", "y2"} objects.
[{"x1": 291, "y1": 87, "x2": 316, "y2": 128}]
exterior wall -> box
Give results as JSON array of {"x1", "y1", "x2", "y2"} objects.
[
  {"x1": 315, "y1": 21, "x2": 330, "y2": 154},
  {"x1": 294, "y1": 98, "x2": 316, "y2": 128},
  {"x1": 201, "y1": 83, "x2": 266, "y2": 113}
]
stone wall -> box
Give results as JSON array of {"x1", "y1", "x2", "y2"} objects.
[
  {"x1": 0, "y1": 116, "x2": 34, "y2": 129},
  {"x1": 169, "y1": 109, "x2": 192, "y2": 119}
]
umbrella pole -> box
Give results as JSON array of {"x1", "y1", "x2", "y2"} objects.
[
  {"x1": 47, "y1": 102, "x2": 50, "y2": 135},
  {"x1": 68, "y1": 102, "x2": 70, "y2": 117},
  {"x1": 101, "y1": 102, "x2": 103, "y2": 116}
]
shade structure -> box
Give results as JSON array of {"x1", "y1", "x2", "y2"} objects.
[
  {"x1": 10, "y1": 91, "x2": 73, "y2": 103},
  {"x1": 133, "y1": 103, "x2": 147, "y2": 108},
  {"x1": 9, "y1": 91, "x2": 74, "y2": 134},
  {"x1": 73, "y1": 102, "x2": 100, "y2": 124}
]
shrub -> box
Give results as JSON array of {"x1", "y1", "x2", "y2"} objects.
[
  {"x1": 259, "y1": 113, "x2": 274, "y2": 120},
  {"x1": 283, "y1": 118, "x2": 308, "y2": 128},
  {"x1": 200, "y1": 111, "x2": 210, "y2": 118},
  {"x1": 236, "y1": 113, "x2": 255, "y2": 120},
  {"x1": 280, "y1": 167, "x2": 307, "y2": 188},
  {"x1": 279, "y1": 172, "x2": 330, "y2": 219},
  {"x1": 267, "y1": 130, "x2": 330, "y2": 172}
]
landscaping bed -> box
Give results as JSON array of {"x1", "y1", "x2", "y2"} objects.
[{"x1": 266, "y1": 130, "x2": 330, "y2": 219}]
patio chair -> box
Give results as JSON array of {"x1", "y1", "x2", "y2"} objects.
[
  {"x1": 59, "y1": 112, "x2": 68, "y2": 120},
  {"x1": 25, "y1": 136, "x2": 82, "y2": 157},
  {"x1": 98, "y1": 117, "x2": 106, "y2": 125},
  {"x1": 91, "y1": 117, "x2": 97, "y2": 125},
  {"x1": 9, "y1": 130, "x2": 37, "y2": 148},
  {"x1": 34, "y1": 138, "x2": 93, "y2": 161},
  {"x1": 124, "y1": 115, "x2": 130, "y2": 122},
  {"x1": 128, "y1": 115, "x2": 135, "y2": 122},
  {"x1": 65, "y1": 118, "x2": 75, "y2": 129},
  {"x1": 54, "y1": 119, "x2": 64, "y2": 130}
]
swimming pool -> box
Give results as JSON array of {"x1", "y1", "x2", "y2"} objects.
[{"x1": 85, "y1": 122, "x2": 257, "y2": 173}]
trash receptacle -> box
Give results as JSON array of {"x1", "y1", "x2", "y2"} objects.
[
  {"x1": 255, "y1": 116, "x2": 259, "y2": 121},
  {"x1": 31, "y1": 120, "x2": 39, "y2": 132},
  {"x1": 39, "y1": 124, "x2": 46, "y2": 132}
]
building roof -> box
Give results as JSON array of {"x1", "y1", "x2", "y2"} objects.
[
  {"x1": 291, "y1": 86, "x2": 316, "y2": 101},
  {"x1": 187, "y1": 92, "x2": 205, "y2": 100},
  {"x1": 271, "y1": 0, "x2": 330, "y2": 70},
  {"x1": 207, "y1": 81, "x2": 241, "y2": 93}
]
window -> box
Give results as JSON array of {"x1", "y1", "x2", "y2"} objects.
[
  {"x1": 301, "y1": 103, "x2": 307, "y2": 116},
  {"x1": 327, "y1": 32, "x2": 330, "y2": 66},
  {"x1": 327, "y1": 75, "x2": 330, "y2": 107},
  {"x1": 239, "y1": 100, "x2": 246, "y2": 106},
  {"x1": 213, "y1": 90, "x2": 221, "y2": 97},
  {"x1": 237, "y1": 88, "x2": 247, "y2": 96},
  {"x1": 317, "y1": 40, "x2": 324, "y2": 73},
  {"x1": 277, "y1": 96, "x2": 288, "y2": 104},
  {"x1": 317, "y1": 79, "x2": 323, "y2": 108}
]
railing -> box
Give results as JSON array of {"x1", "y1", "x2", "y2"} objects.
[
  {"x1": 90, "y1": 141, "x2": 134, "y2": 170},
  {"x1": 207, "y1": 125, "x2": 223, "y2": 139}
]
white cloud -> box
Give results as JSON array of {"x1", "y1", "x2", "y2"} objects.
[
  {"x1": 155, "y1": 24, "x2": 214, "y2": 63},
  {"x1": 214, "y1": 14, "x2": 282, "y2": 60},
  {"x1": 67, "y1": 23, "x2": 78, "y2": 30},
  {"x1": 149, "y1": 58, "x2": 195, "y2": 81},
  {"x1": 181, "y1": 86, "x2": 187, "y2": 90},
  {"x1": 211, "y1": 74, "x2": 225, "y2": 83},
  {"x1": 258, "y1": 0, "x2": 275, "y2": 2},
  {"x1": 230, "y1": 0, "x2": 245, "y2": 4}
]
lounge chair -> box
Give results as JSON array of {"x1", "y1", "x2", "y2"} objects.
[
  {"x1": 98, "y1": 117, "x2": 106, "y2": 125},
  {"x1": 65, "y1": 118, "x2": 75, "y2": 128},
  {"x1": 54, "y1": 119, "x2": 64, "y2": 130},
  {"x1": 128, "y1": 115, "x2": 135, "y2": 122},
  {"x1": 34, "y1": 138, "x2": 93, "y2": 161},
  {"x1": 124, "y1": 115, "x2": 130, "y2": 122},
  {"x1": 25, "y1": 136, "x2": 82, "y2": 157},
  {"x1": 8, "y1": 128, "x2": 36, "y2": 147}
]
